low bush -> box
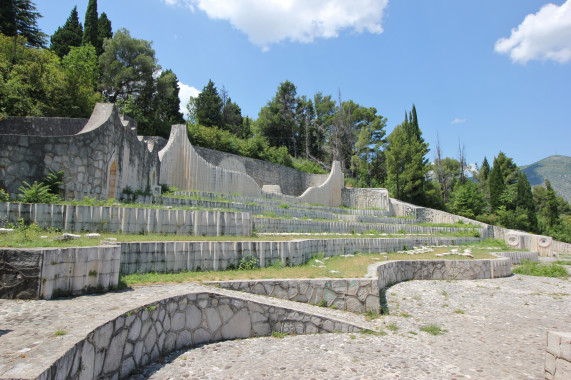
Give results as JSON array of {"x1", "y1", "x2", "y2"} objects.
[{"x1": 513, "y1": 260, "x2": 568, "y2": 278}]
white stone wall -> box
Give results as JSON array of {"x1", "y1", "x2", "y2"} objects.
[
  {"x1": 120, "y1": 237, "x2": 479, "y2": 274},
  {"x1": 0, "y1": 202, "x2": 252, "y2": 236},
  {"x1": 545, "y1": 331, "x2": 571, "y2": 380},
  {"x1": 39, "y1": 245, "x2": 120, "y2": 299},
  {"x1": 342, "y1": 188, "x2": 390, "y2": 210},
  {"x1": 211, "y1": 279, "x2": 379, "y2": 313},
  {"x1": 159, "y1": 125, "x2": 262, "y2": 197}
]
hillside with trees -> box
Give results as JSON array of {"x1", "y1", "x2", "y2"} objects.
[{"x1": 1, "y1": 0, "x2": 570, "y2": 244}]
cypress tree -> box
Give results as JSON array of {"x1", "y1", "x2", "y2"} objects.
[
  {"x1": 97, "y1": 12, "x2": 112, "y2": 54},
  {"x1": 50, "y1": 6, "x2": 83, "y2": 58},
  {"x1": 489, "y1": 156, "x2": 506, "y2": 213},
  {"x1": 82, "y1": 0, "x2": 98, "y2": 48},
  {"x1": 0, "y1": 0, "x2": 17, "y2": 37},
  {"x1": 545, "y1": 179, "x2": 560, "y2": 228},
  {"x1": 480, "y1": 157, "x2": 490, "y2": 181},
  {"x1": 516, "y1": 172, "x2": 538, "y2": 232}
]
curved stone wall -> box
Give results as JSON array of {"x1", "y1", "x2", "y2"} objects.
[
  {"x1": 35, "y1": 291, "x2": 366, "y2": 380},
  {"x1": 159, "y1": 125, "x2": 262, "y2": 198},
  {"x1": 0, "y1": 103, "x2": 160, "y2": 199}
]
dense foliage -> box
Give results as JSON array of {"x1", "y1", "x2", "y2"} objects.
[{"x1": 2, "y1": 0, "x2": 570, "y2": 245}]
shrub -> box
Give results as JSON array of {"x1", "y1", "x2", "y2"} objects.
[
  {"x1": 18, "y1": 181, "x2": 60, "y2": 204},
  {"x1": 0, "y1": 189, "x2": 9, "y2": 202},
  {"x1": 238, "y1": 255, "x2": 259, "y2": 270},
  {"x1": 513, "y1": 260, "x2": 568, "y2": 278}
]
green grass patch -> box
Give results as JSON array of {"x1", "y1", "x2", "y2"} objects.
[
  {"x1": 419, "y1": 324, "x2": 447, "y2": 336},
  {"x1": 513, "y1": 260, "x2": 569, "y2": 278}
]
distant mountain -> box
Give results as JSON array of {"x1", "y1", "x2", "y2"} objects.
[{"x1": 520, "y1": 155, "x2": 571, "y2": 203}]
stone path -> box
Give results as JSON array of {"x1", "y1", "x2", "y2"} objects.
[
  {"x1": 130, "y1": 275, "x2": 570, "y2": 380},
  {"x1": 1, "y1": 273, "x2": 569, "y2": 379},
  {"x1": 0, "y1": 282, "x2": 374, "y2": 378}
]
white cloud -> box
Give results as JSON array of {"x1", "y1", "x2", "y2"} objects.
[
  {"x1": 178, "y1": 82, "x2": 200, "y2": 116},
  {"x1": 451, "y1": 118, "x2": 467, "y2": 125},
  {"x1": 165, "y1": 0, "x2": 388, "y2": 50},
  {"x1": 494, "y1": 0, "x2": 571, "y2": 64}
]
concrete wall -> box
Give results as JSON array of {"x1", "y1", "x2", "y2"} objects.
[
  {"x1": 211, "y1": 279, "x2": 379, "y2": 313},
  {"x1": 159, "y1": 125, "x2": 262, "y2": 198},
  {"x1": 35, "y1": 291, "x2": 365, "y2": 380},
  {"x1": 119, "y1": 237, "x2": 480, "y2": 274},
  {"x1": 0, "y1": 103, "x2": 160, "y2": 199},
  {"x1": 0, "y1": 245, "x2": 120, "y2": 300},
  {"x1": 0, "y1": 202, "x2": 252, "y2": 236},
  {"x1": 342, "y1": 188, "x2": 390, "y2": 210},
  {"x1": 0, "y1": 116, "x2": 87, "y2": 136},
  {"x1": 253, "y1": 217, "x2": 484, "y2": 235},
  {"x1": 388, "y1": 197, "x2": 571, "y2": 257},
  {"x1": 194, "y1": 146, "x2": 329, "y2": 197},
  {"x1": 545, "y1": 331, "x2": 571, "y2": 380}
]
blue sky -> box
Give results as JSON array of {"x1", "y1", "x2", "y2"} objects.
[{"x1": 37, "y1": 0, "x2": 571, "y2": 168}]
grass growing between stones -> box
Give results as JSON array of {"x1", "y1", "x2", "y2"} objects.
[
  {"x1": 513, "y1": 260, "x2": 569, "y2": 278},
  {"x1": 419, "y1": 324, "x2": 447, "y2": 336}
]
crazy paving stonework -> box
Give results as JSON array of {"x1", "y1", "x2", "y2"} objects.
[{"x1": 210, "y1": 278, "x2": 379, "y2": 313}]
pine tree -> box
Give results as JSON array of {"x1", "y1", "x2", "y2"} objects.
[
  {"x1": 489, "y1": 155, "x2": 506, "y2": 213},
  {"x1": 50, "y1": 6, "x2": 83, "y2": 58},
  {"x1": 97, "y1": 12, "x2": 112, "y2": 54},
  {"x1": 480, "y1": 157, "x2": 490, "y2": 181},
  {"x1": 82, "y1": 0, "x2": 98, "y2": 49},
  {"x1": 194, "y1": 80, "x2": 223, "y2": 127},
  {"x1": 1, "y1": 0, "x2": 47, "y2": 47}
]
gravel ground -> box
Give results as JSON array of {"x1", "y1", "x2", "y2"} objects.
[{"x1": 131, "y1": 274, "x2": 570, "y2": 380}]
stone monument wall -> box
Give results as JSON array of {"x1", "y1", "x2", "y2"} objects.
[
  {"x1": 545, "y1": 331, "x2": 571, "y2": 380},
  {"x1": 194, "y1": 146, "x2": 329, "y2": 196},
  {"x1": 0, "y1": 103, "x2": 160, "y2": 199}
]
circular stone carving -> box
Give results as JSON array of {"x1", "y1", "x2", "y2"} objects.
[
  {"x1": 219, "y1": 157, "x2": 246, "y2": 173},
  {"x1": 507, "y1": 234, "x2": 520, "y2": 247},
  {"x1": 537, "y1": 236, "x2": 552, "y2": 248}
]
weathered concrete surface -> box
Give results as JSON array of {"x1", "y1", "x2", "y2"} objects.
[
  {"x1": 545, "y1": 331, "x2": 571, "y2": 380},
  {"x1": 0, "y1": 202, "x2": 252, "y2": 236},
  {"x1": 159, "y1": 125, "x2": 262, "y2": 198}
]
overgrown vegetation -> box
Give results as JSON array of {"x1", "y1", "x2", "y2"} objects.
[{"x1": 512, "y1": 260, "x2": 568, "y2": 278}]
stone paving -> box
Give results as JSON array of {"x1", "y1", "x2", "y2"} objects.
[
  {"x1": 1, "y1": 271, "x2": 569, "y2": 379},
  {"x1": 131, "y1": 274, "x2": 570, "y2": 380}
]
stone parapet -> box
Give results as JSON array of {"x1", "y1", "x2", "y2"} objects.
[
  {"x1": 253, "y1": 217, "x2": 484, "y2": 235},
  {"x1": 33, "y1": 291, "x2": 366, "y2": 380},
  {"x1": 210, "y1": 278, "x2": 379, "y2": 313},
  {"x1": 545, "y1": 331, "x2": 571, "y2": 380},
  {"x1": 0, "y1": 245, "x2": 120, "y2": 299},
  {"x1": 119, "y1": 237, "x2": 480, "y2": 274},
  {"x1": 376, "y1": 256, "x2": 512, "y2": 291},
  {"x1": 0, "y1": 202, "x2": 252, "y2": 236}
]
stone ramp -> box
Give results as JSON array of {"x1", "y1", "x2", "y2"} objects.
[{"x1": 0, "y1": 283, "x2": 376, "y2": 379}]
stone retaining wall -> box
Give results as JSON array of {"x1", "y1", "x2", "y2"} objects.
[
  {"x1": 0, "y1": 245, "x2": 120, "y2": 299},
  {"x1": 0, "y1": 202, "x2": 252, "y2": 236},
  {"x1": 35, "y1": 291, "x2": 365, "y2": 380},
  {"x1": 545, "y1": 331, "x2": 571, "y2": 380},
  {"x1": 253, "y1": 217, "x2": 484, "y2": 235},
  {"x1": 342, "y1": 188, "x2": 390, "y2": 210},
  {"x1": 119, "y1": 237, "x2": 479, "y2": 274},
  {"x1": 376, "y1": 257, "x2": 512, "y2": 291},
  {"x1": 0, "y1": 116, "x2": 87, "y2": 136},
  {"x1": 211, "y1": 279, "x2": 379, "y2": 313}
]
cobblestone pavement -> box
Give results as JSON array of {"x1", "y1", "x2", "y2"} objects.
[{"x1": 131, "y1": 275, "x2": 570, "y2": 380}]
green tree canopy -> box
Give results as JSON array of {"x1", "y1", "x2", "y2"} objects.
[
  {"x1": 49, "y1": 6, "x2": 83, "y2": 58},
  {"x1": 82, "y1": 0, "x2": 99, "y2": 50},
  {"x1": 194, "y1": 79, "x2": 223, "y2": 128},
  {"x1": 0, "y1": 0, "x2": 47, "y2": 47},
  {"x1": 97, "y1": 12, "x2": 112, "y2": 54},
  {"x1": 489, "y1": 155, "x2": 506, "y2": 213}
]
